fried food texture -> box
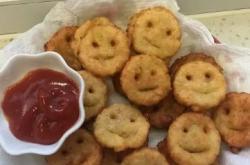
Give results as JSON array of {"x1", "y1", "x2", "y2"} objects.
[
  {"x1": 121, "y1": 55, "x2": 171, "y2": 106},
  {"x1": 128, "y1": 7, "x2": 181, "y2": 59},
  {"x1": 72, "y1": 17, "x2": 113, "y2": 56},
  {"x1": 171, "y1": 53, "x2": 226, "y2": 111},
  {"x1": 146, "y1": 93, "x2": 185, "y2": 129},
  {"x1": 74, "y1": 17, "x2": 130, "y2": 77},
  {"x1": 121, "y1": 148, "x2": 169, "y2": 165},
  {"x1": 94, "y1": 104, "x2": 150, "y2": 152},
  {"x1": 214, "y1": 92, "x2": 250, "y2": 149},
  {"x1": 78, "y1": 70, "x2": 108, "y2": 120},
  {"x1": 167, "y1": 113, "x2": 221, "y2": 165},
  {"x1": 46, "y1": 129, "x2": 102, "y2": 165},
  {"x1": 44, "y1": 26, "x2": 82, "y2": 70}
]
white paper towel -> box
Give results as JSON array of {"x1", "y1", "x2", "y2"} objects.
[{"x1": 0, "y1": 0, "x2": 250, "y2": 164}]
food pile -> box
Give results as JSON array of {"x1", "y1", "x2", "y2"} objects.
[{"x1": 44, "y1": 6, "x2": 250, "y2": 165}]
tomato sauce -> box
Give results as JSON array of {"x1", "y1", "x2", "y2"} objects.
[{"x1": 1, "y1": 69, "x2": 79, "y2": 145}]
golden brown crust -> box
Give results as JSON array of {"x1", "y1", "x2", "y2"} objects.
[
  {"x1": 102, "y1": 147, "x2": 149, "y2": 165},
  {"x1": 74, "y1": 17, "x2": 130, "y2": 77},
  {"x1": 167, "y1": 113, "x2": 221, "y2": 165},
  {"x1": 158, "y1": 138, "x2": 220, "y2": 165},
  {"x1": 143, "y1": 93, "x2": 185, "y2": 129},
  {"x1": 102, "y1": 149, "x2": 121, "y2": 165},
  {"x1": 83, "y1": 119, "x2": 95, "y2": 133},
  {"x1": 112, "y1": 72, "x2": 126, "y2": 96},
  {"x1": 157, "y1": 138, "x2": 178, "y2": 165},
  {"x1": 44, "y1": 26, "x2": 82, "y2": 70},
  {"x1": 78, "y1": 70, "x2": 108, "y2": 120},
  {"x1": 214, "y1": 92, "x2": 250, "y2": 149},
  {"x1": 121, "y1": 148, "x2": 169, "y2": 165},
  {"x1": 72, "y1": 17, "x2": 114, "y2": 56},
  {"x1": 94, "y1": 104, "x2": 150, "y2": 152},
  {"x1": 46, "y1": 129, "x2": 102, "y2": 165},
  {"x1": 101, "y1": 141, "x2": 149, "y2": 165},
  {"x1": 127, "y1": 6, "x2": 181, "y2": 59},
  {"x1": 171, "y1": 53, "x2": 226, "y2": 111},
  {"x1": 121, "y1": 55, "x2": 171, "y2": 106},
  {"x1": 170, "y1": 53, "x2": 223, "y2": 78}
]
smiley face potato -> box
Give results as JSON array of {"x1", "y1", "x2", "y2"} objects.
[
  {"x1": 44, "y1": 26, "x2": 82, "y2": 70},
  {"x1": 167, "y1": 113, "x2": 221, "y2": 165},
  {"x1": 128, "y1": 7, "x2": 181, "y2": 59},
  {"x1": 146, "y1": 93, "x2": 185, "y2": 129},
  {"x1": 74, "y1": 17, "x2": 130, "y2": 77},
  {"x1": 121, "y1": 55, "x2": 171, "y2": 106},
  {"x1": 94, "y1": 104, "x2": 150, "y2": 152},
  {"x1": 121, "y1": 148, "x2": 169, "y2": 165},
  {"x1": 46, "y1": 129, "x2": 103, "y2": 165},
  {"x1": 78, "y1": 70, "x2": 108, "y2": 120},
  {"x1": 214, "y1": 92, "x2": 250, "y2": 150},
  {"x1": 171, "y1": 53, "x2": 227, "y2": 112}
]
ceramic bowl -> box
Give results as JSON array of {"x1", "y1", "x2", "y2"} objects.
[{"x1": 0, "y1": 52, "x2": 85, "y2": 155}]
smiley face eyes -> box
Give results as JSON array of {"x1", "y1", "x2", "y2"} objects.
[
  {"x1": 92, "y1": 41, "x2": 99, "y2": 48},
  {"x1": 203, "y1": 126, "x2": 209, "y2": 134},
  {"x1": 186, "y1": 75, "x2": 192, "y2": 81},
  {"x1": 205, "y1": 72, "x2": 213, "y2": 81},
  {"x1": 134, "y1": 73, "x2": 140, "y2": 81},
  {"x1": 224, "y1": 108, "x2": 230, "y2": 115},
  {"x1": 147, "y1": 21, "x2": 153, "y2": 28},
  {"x1": 183, "y1": 126, "x2": 209, "y2": 134},
  {"x1": 145, "y1": 21, "x2": 173, "y2": 37},
  {"x1": 88, "y1": 87, "x2": 94, "y2": 94},
  {"x1": 65, "y1": 35, "x2": 72, "y2": 43},
  {"x1": 134, "y1": 69, "x2": 157, "y2": 81},
  {"x1": 110, "y1": 40, "x2": 116, "y2": 47},
  {"x1": 92, "y1": 40, "x2": 117, "y2": 48},
  {"x1": 110, "y1": 113, "x2": 136, "y2": 123},
  {"x1": 130, "y1": 118, "x2": 136, "y2": 123},
  {"x1": 166, "y1": 30, "x2": 172, "y2": 36},
  {"x1": 185, "y1": 72, "x2": 213, "y2": 81},
  {"x1": 150, "y1": 70, "x2": 156, "y2": 76},
  {"x1": 183, "y1": 127, "x2": 188, "y2": 133},
  {"x1": 110, "y1": 113, "x2": 117, "y2": 120}
]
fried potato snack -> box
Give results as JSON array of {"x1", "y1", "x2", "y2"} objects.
[
  {"x1": 157, "y1": 138, "x2": 177, "y2": 165},
  {"x1": 171, "y1": 53, "x2": 226, "y2": 112},
  {"x1": 46, "y1": 129, "x2": 102, "y2": 165},
  {"x1": 74, "y1": 17, "x2": 130, "y2": 77},
  {"x1": 94, "y1": 104, "x2": 149, "y2": 152},
  {"x1": 168, "y1": 113, "x2": 221, "y2": 165},
  {"x1": 121, "y1": 148, "x2": 169, "y2": 165},
  {"x1": 214, "y1": 92, "x2": 250, "y2": 149},
  {"x1": 121, "y1": 55, "x2": 171, "y2": 106},
  {"x1": 102, "y1": 149, "x2": 121, "y2": 165},
  {"x1": 72, "y1": 17, "x2": 113, "y2": 55},
  {"x1": 158, "y1": 138, "x2": 220, "y2": 165},
  {"x1": 146, "y1": 93, "x2": 185, "y2": 129},
  {"x1": 78, "y1": 70, "x2": 108, "y2": 120},
  {"x1": 128, "y1": 7, "x2": 181, "y2": 59},
  {"x1": 44, "y1": 26, "x2": 82, "y2": 70}
]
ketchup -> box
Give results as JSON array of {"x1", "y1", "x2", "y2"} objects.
[{"x1": 1, "y1": 69, "x2": 79, "y2": 145}]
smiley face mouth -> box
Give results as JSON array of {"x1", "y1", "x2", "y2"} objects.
[
  {"x1": 138, "y1": 86, "x2": 158, "y2": 92},
  {"x1": 193, "y1": 87, "x2": 218, "y2": 95},
  {"x1": 84, "y1": 99, "x2": 98, "y2": 107},
  {"x1": 180, "y1": 144, "x2": 208, "y2": 153},
  {"x1": 143, "y1": 37, "x2": 161, "y2": 49},
  {"x1": 108, "y1": 129, "x2": 131, "y2": 139},
  {"x1": 93, "y1": 55, "x2": 115, "y2": 60}
]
